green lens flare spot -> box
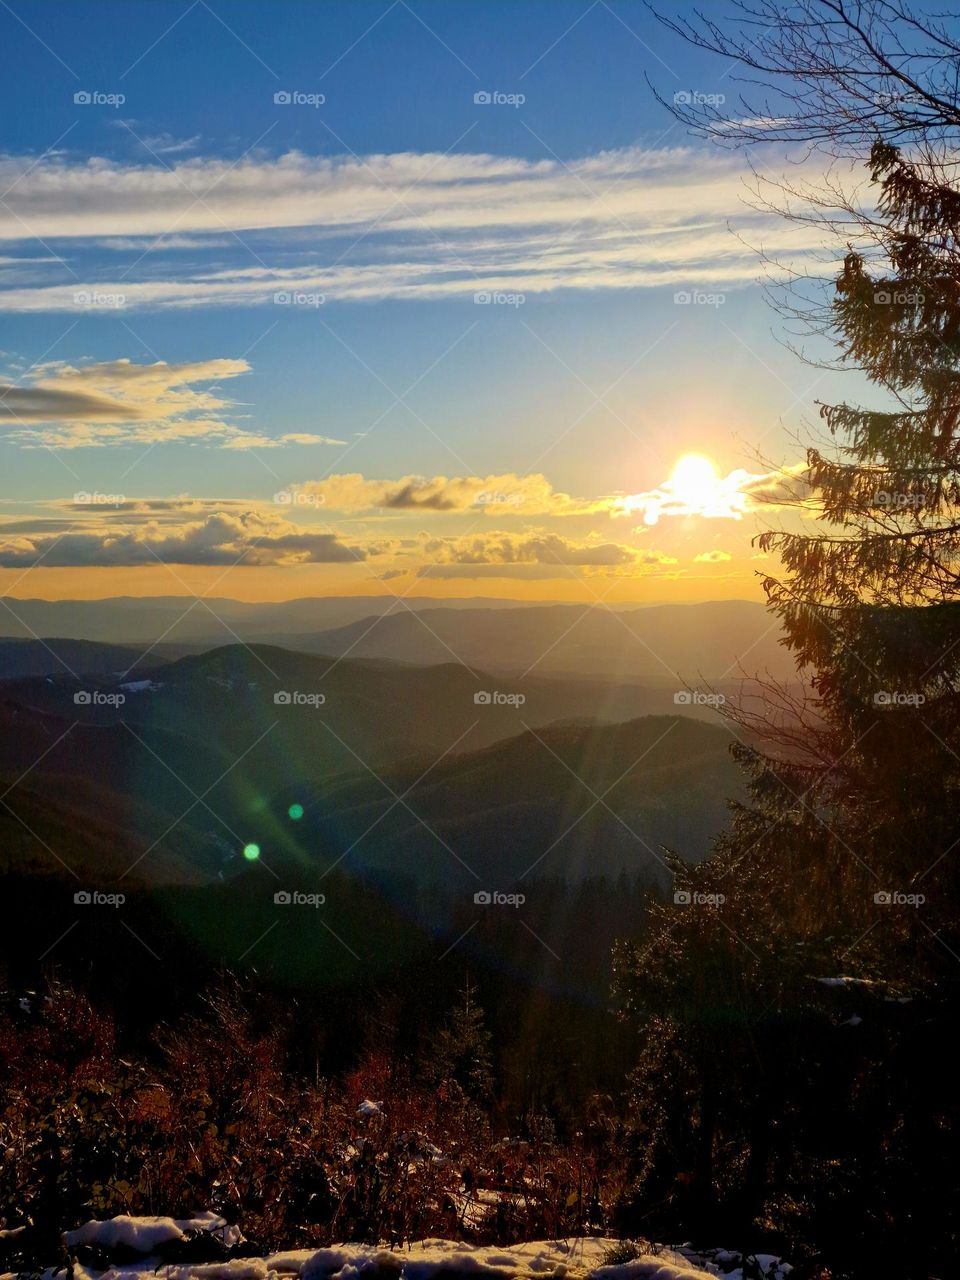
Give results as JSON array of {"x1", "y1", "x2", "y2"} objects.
[
  {"x1": 288, "y1": 803, "x2": 304, "y2": 821},
  {"x1": 243, "y1": 843, "x2": 261, "y2": 861}
]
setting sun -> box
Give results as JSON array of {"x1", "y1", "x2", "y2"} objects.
[
  {"x1": 670, "y1": 454, "x2": 720, "y2": 507},
  {"x1": 618, "y1": 452, "x2": 756, "y2": 524}
]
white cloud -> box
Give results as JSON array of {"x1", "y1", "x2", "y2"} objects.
[
  {"x1": 617, "y1": 460, "x2": 813, "y2": 525},
  {"x1": 0, "y1": 146, "x2": 830, "y2": 311}
]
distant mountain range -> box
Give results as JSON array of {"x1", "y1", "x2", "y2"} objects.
[
  {"x1": 0, "y1": 637, "x2": 185, "y2": 680},
  {"x1": 0, "y1": 599, "x2": 774, "y2": 896},
  {"x1": 290, "y1": 714, "x2": 743, "y2": 894},
  {"x1": 0, "y1": 643, "x2": 745, "y2": 890},
  {"x1": 0, "y1": 596, "x2": 791, "y2": 682},
  {"x1": 0, "y1": 594, "x2": 545, "y2": 647},
  {"x1": 299, "y1": 599, "x2": 788, "y2": 681}
]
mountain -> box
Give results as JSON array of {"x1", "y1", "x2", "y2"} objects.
[
  {"x1": 0, "y1": 640, "x2": 732, "y2": 768},
  {"x1": 0, "y1": 595, "x2": 549, "y2": 646},
  {"x1": 283, "y1": 715, "x2": 744, "y2": 894},
  {"x1": 298, "y1": 600, "x2": 789, "y2": 681},
  {"x1": 0, "y1": 645, "x2": 745, "y2": 890},
  {"x1": 0, "y1": 700, "x2": 225, "y2": 884},
  {"x1": 0, "y1": 598, "x2": 788, "y2": 686},
  {"x1": 0, "y1": 637, "x2": 174, "y2": 680}
]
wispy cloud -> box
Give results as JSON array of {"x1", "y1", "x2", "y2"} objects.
[{"x1": 0, "y1": 145, "x2": 827, "y2": 311}]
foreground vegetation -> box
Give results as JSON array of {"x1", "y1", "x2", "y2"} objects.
[{"x1": 0, "y1": 977, "x2": 632, "y2": 1266}]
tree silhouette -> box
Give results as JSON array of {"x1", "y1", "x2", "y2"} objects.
[{"x1": 618, "y1": 5, "x2": 960, "y2": 1273}]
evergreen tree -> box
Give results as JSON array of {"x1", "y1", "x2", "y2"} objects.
[
  {"x1": 618, "y1": 6, "x2": 960, "y2": 1275},
  {"x1": 426, "y1": 977, "x2": 494, "y2": 1101}
]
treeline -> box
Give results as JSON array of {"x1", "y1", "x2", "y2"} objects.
[{"x1": 0, "y1": 870, "x2": 652, "y2": 1118}]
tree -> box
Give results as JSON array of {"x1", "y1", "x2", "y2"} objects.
[
  {"x1": 426, "y1": 977, "x2": 494, "y2": 1101},
  {"x1": 614, "y1": 5, "x2": 960, "y2": 1275}
]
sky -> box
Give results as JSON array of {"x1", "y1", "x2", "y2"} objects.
[{"x1": 0, "y1": 0, "x2": 853, "y2": 604}]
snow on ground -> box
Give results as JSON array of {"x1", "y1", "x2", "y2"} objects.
[
  {"x1": 4, "y1": 1219, "x2": 791, "y2": 1280},
  {"x1": 64, "y1": 1214, "x2": 242, "y2": 1252}
]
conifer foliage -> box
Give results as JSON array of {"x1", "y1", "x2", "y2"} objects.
[{"x1": 620, "y1": 6, "x2": 960, "y2": 1275}]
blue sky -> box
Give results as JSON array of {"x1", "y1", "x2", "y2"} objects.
[{"x1": 0, "y1": 1, "x2": 852, "y2": 601}]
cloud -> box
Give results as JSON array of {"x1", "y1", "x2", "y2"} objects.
[
  {"x1": 0, "y1": 509, "x2": 364, "y2": 567},
  {"x1": 96, "y1": 234, "x2": 233, "y2": 250},
  {"x1": 1, "y1": 499, "x2": 681, "y2": 578},
  {"x1": 0, "y1": 146, "x2": 830, "y2": 311},
  {"x1": 617, "y1": 461, "x2": 813, "y2": 525},
  {"x1": 693, "y1": 549, "x2": 733, "y2": 563},
  {"x1": 0, "y1": 383, "x2": 142, "y2": 422},
  {"x1": 0, "y1": 357, "x2": 343, "y2": 449},
  {"x1": 9, "y1": 356, "x2": 249, "y2": 416},
  {"x1": 417, "y1": 530, "x2": 675, "y2": 573},
  {"x1": 297, "y1": 472, "x2": 596, "y2": 515},
  {"x1": 739, "y1": 462, "x2": 814, "y2": 507},
  {"x1": 273, "y1": 432, "x2": 347, "y2": 447},
  {"x1": 52, "y1": 497, "x2": 254, "y2": 521},
  {"x1": 221, "y1": 431, "x2": 347, "y2": 450},
  {"x1": 416, "y1": 563, "x2": 595, "y2": 581},
  {"x1": 422, "y1": 531, "x2": 632, "y2": 566}
]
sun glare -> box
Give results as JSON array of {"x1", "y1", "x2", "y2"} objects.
[
  {"x1": 669, "y1": 454, "x2": 719, "y2": 507},
  {"x1": 617, "y1": 452, "x2": 754, "y2": 524}
]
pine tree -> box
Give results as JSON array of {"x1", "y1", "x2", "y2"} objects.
[
  {"x1": 427, "y1": 978, "x2": 494, "y2": 1100},
  {"x1": 617, "y1": 9, "x2": 960, "y2": 1269}
]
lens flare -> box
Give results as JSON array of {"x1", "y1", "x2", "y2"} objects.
[{"x1": 243, "y1": 842, "x2": 261, "y2": 860}]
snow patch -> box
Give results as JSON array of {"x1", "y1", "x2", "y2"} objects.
[
  {"x1": 8, "y1": 1222, "x2": 791, "y2": 1280},
  {"x1": 64, "y1": 1212, "x2": 240, "y2": 1253}
]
